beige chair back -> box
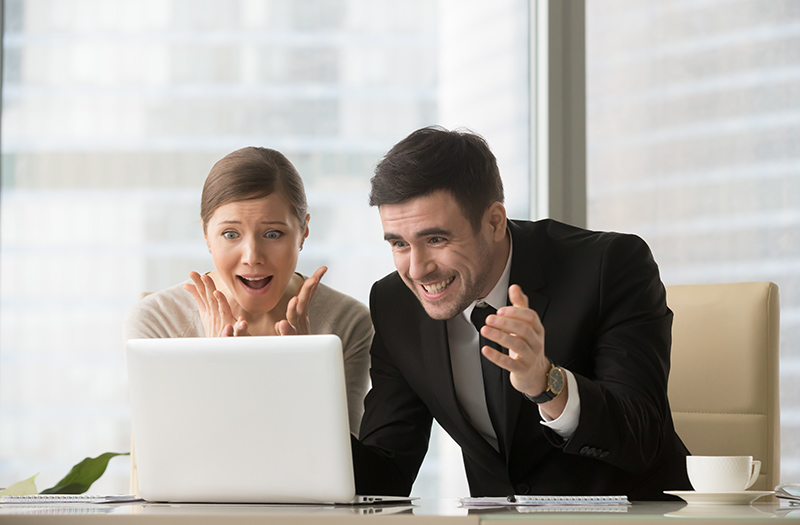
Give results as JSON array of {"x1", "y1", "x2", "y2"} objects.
[{"x1": 666, "y1": 282, "x2": 780, "y2": 491}]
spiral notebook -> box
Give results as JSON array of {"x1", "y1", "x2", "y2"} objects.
[
  {"x1": 0, "y1": 494, "x2": 140, "y2": 505},
  {"x1": 459, "y1": 495, "x2": 630, "y2": 508}
]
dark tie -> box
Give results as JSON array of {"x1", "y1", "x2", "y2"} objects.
[{"x1": 470, "y1": 303, "x2": 505, "y2": 452}]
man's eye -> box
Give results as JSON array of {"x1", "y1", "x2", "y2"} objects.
[
  {"x1": 429, "y1": 236, "x2": 445, "y2": 244},
  {"x1": 265, "y1": 231, "x2": 282, "y2": 239},
  {"x1": 390, "y1": 240, "x2": 408, "y2": 249},
  {"x1": 222, "y1": 231, "x2": 239, "y2": 240}
]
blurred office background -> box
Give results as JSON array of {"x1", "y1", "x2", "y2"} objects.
[{"x1": 0, "y1": 0, "x2": 797, "y2": 495}]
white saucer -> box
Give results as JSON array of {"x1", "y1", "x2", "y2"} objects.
[
  {"x1": 664, "y1": 490, "x2": 773, "y2": 505},
  {"x1": 665, "y1": 504, "x2": 778, "y2": 519}
]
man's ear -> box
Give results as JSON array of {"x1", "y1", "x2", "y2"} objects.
[{"x1": 486, "y1": 202, "x2": 507, "y2": 241}]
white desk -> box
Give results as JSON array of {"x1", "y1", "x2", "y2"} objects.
[{"x1": 1, "y1": 499, "x2": 798, "y2": 524}]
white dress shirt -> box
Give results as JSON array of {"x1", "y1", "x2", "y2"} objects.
[{"x1": 446, "y1": 238, "x2": 581, "y2": 451}]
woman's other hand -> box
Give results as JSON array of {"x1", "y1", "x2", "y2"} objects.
[
  {"x1": 275, "y1": 266, "x2": 327, "y2": 336},
  {"x1": 219, "y1": 316, "x2": 250, "y2": 337},
  {"x1": 184, "y1": 271, "x2": 245, "y2": 337}
]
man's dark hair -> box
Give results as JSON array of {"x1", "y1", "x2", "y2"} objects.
[{"x1": 369, "y1": 126, "x2": 504, "y2": 232}]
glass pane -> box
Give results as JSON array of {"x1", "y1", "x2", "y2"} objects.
[
  {"x1": 587, "y1": 0, "x2": 800, "y2": 481},
  {"x1": 0, "y1": 0, "x2": 530, "y2": 496}
]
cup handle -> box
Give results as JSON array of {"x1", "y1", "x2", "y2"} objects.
[{"x1": 746, "y1": 460, "x2": 761, "y2": 489}]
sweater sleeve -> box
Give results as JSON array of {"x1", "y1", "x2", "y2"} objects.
[
  {"x1": 307, "y1": 282, "x2": 374, "y2": 437},
  {"x1": 122, "y1": 283, "x2": 203, "y2": 343}
]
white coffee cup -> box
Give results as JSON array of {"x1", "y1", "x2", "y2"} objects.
[{"x1": 686, "y1": 456, "x2": 761, "y2": 492}]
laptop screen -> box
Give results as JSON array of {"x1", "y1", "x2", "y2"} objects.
[{"x1": 126, "y1": 335, "x2": 356, "y2": 503}]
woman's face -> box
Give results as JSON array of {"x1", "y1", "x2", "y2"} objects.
[{"x1": 204, "y1": 193, "x2": 308, "y2": 316}]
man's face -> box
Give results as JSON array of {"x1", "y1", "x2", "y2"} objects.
[{"x1": 379, "y1": 190, "x2": 503, "y2": 320}]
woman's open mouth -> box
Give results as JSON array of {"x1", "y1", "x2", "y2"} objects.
[{"x1": 238, "y1": 275, "x2": 272, "y2": 290}]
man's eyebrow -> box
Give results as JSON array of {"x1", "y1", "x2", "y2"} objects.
[
  {"x1": 383, "y1": 228, "x2": 451, "y2": 242},
  {"x1": 416, "y1": 227, "x2": 451, "y2": 238}
]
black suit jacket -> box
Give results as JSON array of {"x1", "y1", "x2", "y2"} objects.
[{"x1": 352, "y1": 219, "x2": 691, "y2": 500}]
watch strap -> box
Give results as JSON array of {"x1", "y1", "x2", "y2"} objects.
[{"x1": 524, "y1": 361, "x2": 559, "y2": 404}]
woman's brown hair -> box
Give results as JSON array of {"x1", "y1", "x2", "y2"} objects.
[{"x1": 200, "y1": 147, "x2": 308, "y2": 231}]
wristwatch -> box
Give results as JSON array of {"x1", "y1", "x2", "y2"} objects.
[{"x1": 525, "y1": 360, "x2": 565, "y2": 404}]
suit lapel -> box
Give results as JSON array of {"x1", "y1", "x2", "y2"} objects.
[
  {"x1": 502, "y1": 220, "x2": 550, "y2": 455},
  {"x1": 419, "y1": 315, "x2": 456, "y2": 412},
  {"x1": 507, "y1": 220, "x2": 549, "y2": 319},
  {"x1": 418, "y1": 307, "x2": 507, "y2": 460}
]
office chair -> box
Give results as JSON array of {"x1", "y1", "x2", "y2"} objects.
[{"x1": 666, "y1": 282, "x2": 780, "y2": 491}]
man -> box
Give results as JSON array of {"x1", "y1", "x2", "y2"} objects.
[{"x1": 351, "y1": 126, "x2": 691, "y2": 500}]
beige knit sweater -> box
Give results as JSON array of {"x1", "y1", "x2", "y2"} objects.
[{"x1": 123, "y1": 275, "x2": 373, "y2": 436}]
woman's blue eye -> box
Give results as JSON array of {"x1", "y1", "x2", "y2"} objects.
[
  {"x1": 265, "y1": 231, "x2": 282, "y2": 239},
  {"x1": 222, "y1": 231, "x2": 238, "y2": 240}
]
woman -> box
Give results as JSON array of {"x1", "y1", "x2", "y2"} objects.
[{"x1": 123, "y1": 147, "x2": 373, "y2": 435}]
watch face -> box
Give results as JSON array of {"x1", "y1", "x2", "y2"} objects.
[{"x1": 549, "y1": 367, "x2": 565, "y2": 395}]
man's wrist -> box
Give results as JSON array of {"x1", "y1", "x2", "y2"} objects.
[{"x1": 524, "y1": 360, "x2": 565, "y2": 404}]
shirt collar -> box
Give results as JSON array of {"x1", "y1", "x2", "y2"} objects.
[{"x1": 463, "y1": 235, "x2": 514, "y2": 321}]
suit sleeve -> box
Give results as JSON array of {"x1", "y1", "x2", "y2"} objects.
[
  {"x1": 554, "y1": 234, "x2": 675, "y2": 474},
  {"x1": 339, "y1": 303, "x2": 373, "y2": 438},
  {"x1": 351, "y1": 287, "x2": 434, "y2": 496}
]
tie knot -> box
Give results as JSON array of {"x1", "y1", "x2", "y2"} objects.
[{"x1": 470, "y1": 302, "x2": 497, "y2": 331}]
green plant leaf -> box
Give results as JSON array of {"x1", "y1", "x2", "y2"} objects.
[
  {"x1": 41, "y1": 452, "x2": 129, "y2": 495},
  {"x1": 0, "y1": 474, "x2": 39, "y2": 496}
]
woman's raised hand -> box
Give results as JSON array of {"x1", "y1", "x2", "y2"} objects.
[
  {"x1": 275, "y1": 266, "x2": 327, "y2": 336},
  {"x1": 183, "y1": 271, "x2": 247, "y2": 337}
]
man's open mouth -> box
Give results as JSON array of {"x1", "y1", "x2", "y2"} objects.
[
  {"x1": 422, "y1": 276, "x2": 454, "y2": 294},
  {"x1": 238, "y1": 275, "x2": 272, "y2": 290}
]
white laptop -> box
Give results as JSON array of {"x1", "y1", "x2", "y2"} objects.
[{"x1": 126, "y1": 335, "x2": 413, "y2": 505}]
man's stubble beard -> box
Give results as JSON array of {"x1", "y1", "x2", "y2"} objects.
[{"x1": 413, "y1": 233, "x2": 496, "y2": 321}]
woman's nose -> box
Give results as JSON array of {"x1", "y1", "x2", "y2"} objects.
[{"x1": 242, "y1": 238, "x2": 265, "y2": 265}]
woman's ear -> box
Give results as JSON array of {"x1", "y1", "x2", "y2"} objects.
[
  {"x1": 203, "y1": 225, "x2": 211, "y2": 253},
  {"x1": 300, "y1": 214, "x2": 310, "y2": 250}
]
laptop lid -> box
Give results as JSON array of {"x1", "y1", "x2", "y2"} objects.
[{"x1": 126, "y1": 335, "x2": 359, "y2": 504}]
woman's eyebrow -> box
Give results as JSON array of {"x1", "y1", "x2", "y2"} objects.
[{"x1": 216, "y1": 220, "x2": 288, "y2": 226}]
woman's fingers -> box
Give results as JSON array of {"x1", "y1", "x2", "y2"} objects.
[
  {"x1": 184, "y1": 272, "x2": 243, "y2": 337},
  {"x1": 285, "y1": 296, "x2": 300, "y2": 329},
  {"x1": 275, "y1": 319, "x2": 297, "y2": 336},
  {"x1": 283, "y1": 267, "x2": 326, "y2": 336},
  {"x1": 296, "y1": 266, "x2": 326, "y2": 315},
  {"x1": 200, "y1": 273, "x2": 218, "y2": 306},
  {"x1": 233, "y1": 316, "x2": 249, "y2": 337},
  {"x1": 214, "y1": 290, "x2": 233, "y2": 319},
  {"x1": 184, "y1": 272, "x2": 208, "y2": 314}
]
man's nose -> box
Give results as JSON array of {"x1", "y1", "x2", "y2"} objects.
[{"x1": 408, "y1": 247, "x2": 434, "y2": 280}]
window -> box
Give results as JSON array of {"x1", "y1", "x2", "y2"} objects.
[
  {"x1": 587, "y1": 0, "x2": 800, "y2": 481},
  {"x1": 0, "y1": 0, "x2": 531, "y2": 495}
]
